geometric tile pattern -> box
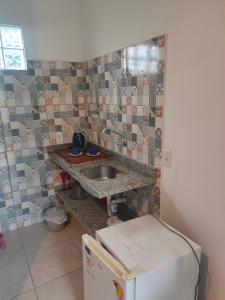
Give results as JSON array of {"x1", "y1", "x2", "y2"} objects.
[
  {"x1": 0, "y1": 35, "x2": 165, "y2": 231},
  {"x1": 82, "y1": 35, "x2": 166, "y2": 214},
  {"x1": 0, "y1": 61, "x2": 85, "y2": 231}
]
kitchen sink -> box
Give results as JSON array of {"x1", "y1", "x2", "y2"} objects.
[{"x1": 81, "y1": 166, "x2": 125, "y2": 181}]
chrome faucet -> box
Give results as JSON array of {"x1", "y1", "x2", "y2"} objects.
[{"x1": 101, "y1": 127, "x2": 127, "y2": 146}]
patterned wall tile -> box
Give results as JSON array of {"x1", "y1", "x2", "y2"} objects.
[
  {"x1": 83, "y1": 35, "x2": 166, "y2": 215},
  {"x1": 0, "y1": 60, "x2": 85, "y2": 231},
  {"x1": 0, "y1": 35, "x2": 165, "y2": 231}
]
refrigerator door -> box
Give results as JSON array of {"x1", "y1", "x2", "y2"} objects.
[{"x1": 82, "y1": 234, "x2": 135, "y2": 300}]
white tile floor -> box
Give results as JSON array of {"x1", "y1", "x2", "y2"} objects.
[{"x1": 0, "y1": 216, "x2": 86, "y2": 300}]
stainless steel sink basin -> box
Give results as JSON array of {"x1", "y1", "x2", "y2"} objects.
[{"x1": 81, "y1": 166, "x2": 125, "y2": 181}]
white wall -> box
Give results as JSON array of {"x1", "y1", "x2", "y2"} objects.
[
  {"x1": 0, "y1": 0, "x2": 83, "y2": 61},
  {"x1": 80, "y1": 1, "x2": 225, "y2": 299}
]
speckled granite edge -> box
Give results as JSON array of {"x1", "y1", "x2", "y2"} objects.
[
  {"x1": 50, "y1": 152, "x2": 154, "y2": 198},
  {"x1": 69, "y1": 160, "x2": 152, "y2": 198}
]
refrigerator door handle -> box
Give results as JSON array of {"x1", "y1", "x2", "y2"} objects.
[{"x1": 82, "y1": 234, "x2": 133, "y2": 280}]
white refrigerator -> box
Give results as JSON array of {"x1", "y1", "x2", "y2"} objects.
[{"x1": 82, "y1": 214, "x2": 201, "y2": 300}]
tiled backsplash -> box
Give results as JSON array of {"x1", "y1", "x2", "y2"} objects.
[
  {"x1": 82, "y1": 35, "x2": 165, "y2": 215},
  {"x1": 83, "y1": 35, "x2": 165, "y2": 169},
  {"x1": 0, "y1": 35, "x2": 165, "y2": 231}
]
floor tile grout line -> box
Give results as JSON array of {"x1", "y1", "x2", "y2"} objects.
[
  {"x1": 17, "y1": 227, "x2": 83, "y2": 300},
  {"x1": 17, "y1": 230, "x2": 38, "y2": 299},
  {"x1": 18, "y1": 227, "x2": 83, "y2": 287},
  {"x1": 0, "y1": 230, "x2": 35, "y2": 300},
  {"x1": 20, "y1": 237, "x2": 71, "y2": 256},
  {"x1": 64, "y1": 224, "x2": 85, "y2": 253},
  {"x1": 67, "y1": 233, "x2": 83, "y2": 253},
  {"x1": 7, "y1": 288, "x2": 37, "y2": 300},
  {"x1": 19, "y1": 232, "x2": 39, "y2": 300},
  {"x1": 18, "y1": 227, "x2": 82, "y2": 256},
  {"x1": 0, "y1": 229, "x2": 25, "y2": 270},
  {"x1": 18, "y1": 228, "x2": 42, "y2": 299},
  {"x1": 17, "y1": 228, "x2": 25, "y2": 247},
  {"x1": 34, "y1": 267, "x2": 83, "y2": 290},
  {"x1": 0, "y1": 228, "x2": 82, "y2": 269},
  {"x1": 34, "y1": 287, "x2": 40, "y2": 300},
  {"x1": 17, "y1": 223, "x2": 72, "y2": 254},
  {"x1": 10, "y1": 222, "x2": 83, "y2": 299},
  {"x1": 63, "y1": 228, "x2": 83, "y2": 253}
]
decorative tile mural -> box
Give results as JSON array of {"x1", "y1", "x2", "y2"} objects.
[
  {"x1": 0, "y1": 34, "x2": 166, "y2": 231},
  {"x1": 82, "y1": 35, "x2": 166, "y2": 214},
  {"x1": 0, "y1": 61, "x2": 85, "y2": 231}
]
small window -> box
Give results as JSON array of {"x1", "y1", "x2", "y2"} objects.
[{"x1": 0, "y1": 25, "x2": 26, "y2": 70}]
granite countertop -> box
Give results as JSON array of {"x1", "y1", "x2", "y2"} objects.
[
  {"x1": 57, "y1": 190, "x2": 108, "y2": 237},
  {"x1": 50, "y1": 150, "x2": 153, "y2": 198}
]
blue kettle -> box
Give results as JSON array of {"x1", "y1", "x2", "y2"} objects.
[{"x1": 72, "y1": 130, "x2": 87, "y2": 150}]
